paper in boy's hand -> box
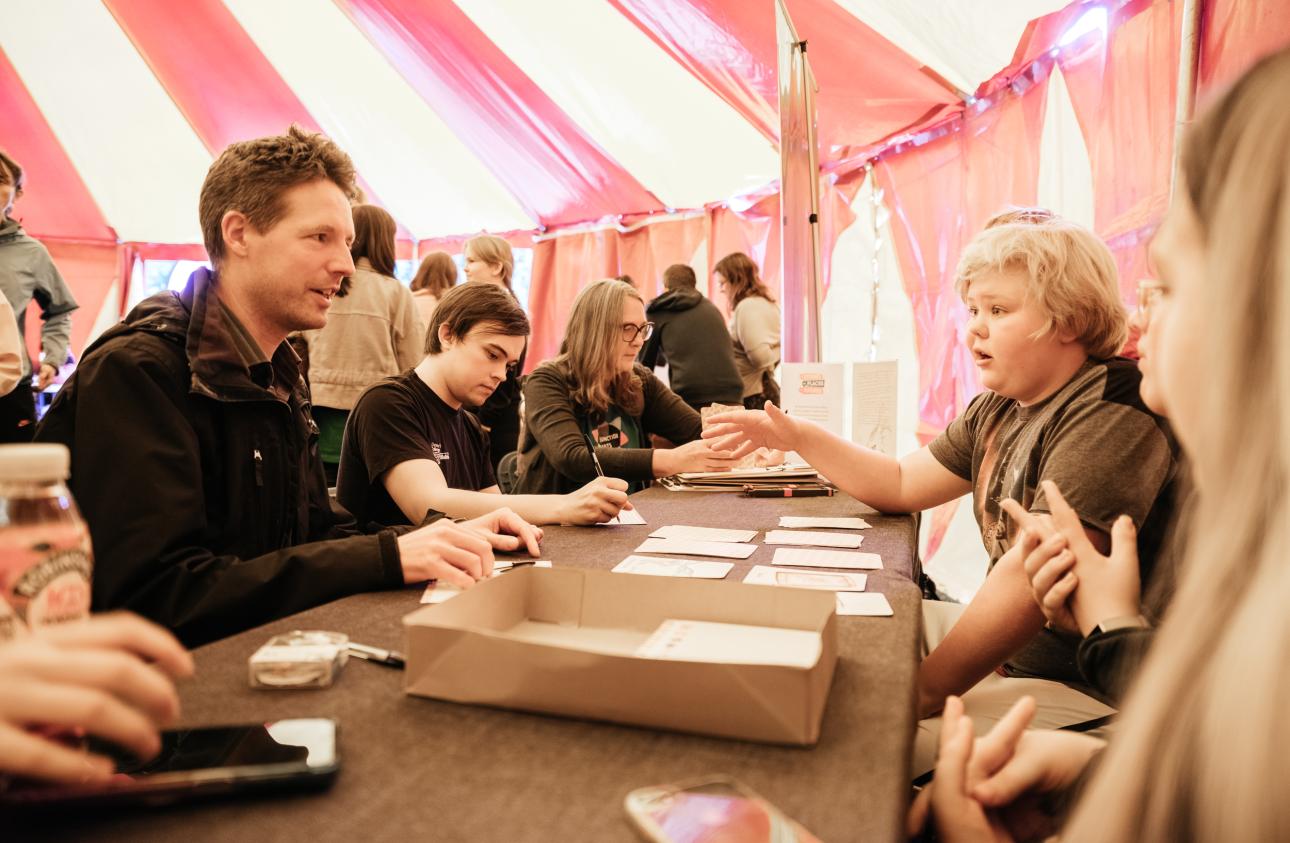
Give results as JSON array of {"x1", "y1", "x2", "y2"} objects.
[
  {"x1": 649, "y1": 525, "x2": 758, "y2": 543},
  {"x1": 633, "y1": 538, "x2": 758, "y2": 559},
  {"x1": 835, "y1": 592, "x2": 893, "y2": 616},
  {"x1": 742, "y1": 565, "x2": 866, "y2": 591},
  {"x1": 612, "y1": 555, "x2": 733, "y2": 579},
  {"x1": 764, "y1": 529, "x2": 863, "y2": 548},
  {"x1": 778, "y1": 516, "x2": 871, "y2": 530}
]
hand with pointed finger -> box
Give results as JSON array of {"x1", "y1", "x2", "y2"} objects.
[
  {"x1": 462, "y1": 507, "x2": 544, "y2": 558},
  {"x1": 396, "y1": 518, "x2": 496, "y2": 586},
  {"x1": 559, "y1": 477, "x2": 630, "y2": 525},
  {"x1": 998, "y1": 509, "x2": 1079, "y2": 635},
  {"x1": 700, "y1": 402, "x2": 803, "y2": 458},
  {"x1": 1004, "y1": 482, "x2": 1144, "y2": 637},
  {"x1": 0, "y1": 613, "x2": 192, "y2": 785}
]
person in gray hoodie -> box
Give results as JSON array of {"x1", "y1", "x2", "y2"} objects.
[
  {"x1": 0, "y1": 149, "x2": 78, "y2": 442},
  {"x1": 637, "y1": 264, "x2": 742, "y2": 411}
]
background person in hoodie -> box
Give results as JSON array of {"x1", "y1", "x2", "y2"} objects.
[
  {"x1": 301, "y1": 203, "x2": 422, "y2": 484},
  {"x1": 0, "y1": 149, "x2": 78, "y2": 443},
  {"x1": 638, "y1": 264, "x2": 742, "y2": 411}
]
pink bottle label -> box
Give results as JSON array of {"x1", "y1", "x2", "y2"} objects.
[{"x1": 0, "y1": 523, "x2": 92, "y2": 641}]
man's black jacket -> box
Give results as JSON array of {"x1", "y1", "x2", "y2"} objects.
[{"x1": 36, "y1": 268, "x2": 405, "y2": 646}]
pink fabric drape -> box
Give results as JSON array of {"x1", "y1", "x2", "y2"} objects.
[
  {"x1": 610, "y1": 0, "x2": 959, "y2": 161},
  {"x1": 1199, "y1": 0, "x2": 1290, "y2": 93},
  {"x1": 1056, "y1": 0, "x2": 1182, "y2": 302}
]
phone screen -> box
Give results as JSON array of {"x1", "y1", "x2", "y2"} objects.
[
  {"x1": 637, "y1": 781, "x2": 822, "y2": 843},
  {"x1": 1, "y1": 719, "x2": 338, "y2": 807}
]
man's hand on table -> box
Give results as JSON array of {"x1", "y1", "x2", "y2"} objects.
[{"x1": 398, "y1": 508, "x2": 544, "y2": 586}]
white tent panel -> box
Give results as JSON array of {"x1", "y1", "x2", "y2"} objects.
[
  {"x1": 225, "y1": 0, "x2": 536, "y2": 239},
  {"x1": 455, "y1": 0, "x2": 780, "y2": 213},
  {"x1": 1, "y1": 1, "x2": 211, "y2": 243},
  {"x1": 1037, "y1": 66, "x2": 1095, "y2": 229},
  {"x1": 833, "y1": 0, "x2": 1072, "y2": 96}
]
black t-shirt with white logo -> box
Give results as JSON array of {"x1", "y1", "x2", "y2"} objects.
[{"x1": 337, "y1": 370, "x2": 494, "y2": 527}]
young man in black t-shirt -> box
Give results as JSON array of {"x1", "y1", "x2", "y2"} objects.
[{"x1": 337, "y1": 282, "x2": 630, "y2": 527}]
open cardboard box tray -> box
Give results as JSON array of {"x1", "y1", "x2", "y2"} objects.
[{"x1": 403, "y1": 566, "x2": 838, "y2": 745}]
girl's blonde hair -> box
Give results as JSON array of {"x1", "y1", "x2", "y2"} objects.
[
  {"x1": 955, "y1": 213, "x2": 1127, "y2": 359},
  {"x1": 464, "y1": 234, "x2": 514, "y2": 290},
  {"x1": 1064, "y1": 48, "x2": 1290, "y2": 842},
  {"x1": 557, "y1": 279, "x2": 644, "y2": 415}
]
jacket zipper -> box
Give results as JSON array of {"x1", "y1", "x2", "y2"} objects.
[{"x1": 253, "y1": 448, "x2": 264, "y2": 487}]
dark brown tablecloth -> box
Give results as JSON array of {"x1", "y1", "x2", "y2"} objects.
[{"x1": 20, "y1": 488, "x2": 922, "y2": 843}]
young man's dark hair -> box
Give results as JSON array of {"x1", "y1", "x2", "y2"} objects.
[
  {"x1": 662, "y1": 264, "x2": 697, "y2": 289},
  {"x1": 426, "y1": 280, "x2": 529, "y2": 354},
  {"x1": 198, "y1": 124, "x2": 357, "y2": 266},
  {"x1": 637, "y1": 265, "x2": 742, "y2": 410}
]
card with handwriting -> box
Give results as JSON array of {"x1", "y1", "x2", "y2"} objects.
[
  {"x1": 771, "y1": 547, "x2": 882, "y2": 570},
  {"x1": 648, "y1": 525, "x2": 758, "y2": 543},
  {"x1": 613, "y1": 555, "x2": 733, "y2": 579},
  {"x1": 632, "y1": 538, "x2": 758, "y2": 559},
  {"x1": 764, "y1": 529, "x2": 863, "y2": 548},
  {"x1": 835, "y1": 592, "x2": 893, "y2": 616},
  {"x1": 742, "y1": 565, "x2": 867, "y2": 591},
  {"x1": 778, "y1": 516, "x2": 872, "y2": 530}
]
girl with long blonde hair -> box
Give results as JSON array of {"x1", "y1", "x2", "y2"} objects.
[
  {"x1": 514, "y1": 279, "x2": 733, "y2": 495},
  {"x1": 923, "y1": 47, "x2": 1290, "y2": 843},
  {"x1": 713, "y1": 252, "x2": 781, "y2": 408}
]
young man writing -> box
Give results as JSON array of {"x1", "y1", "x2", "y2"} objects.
[
  {"x1": 36, "y1": 127, "x2": 536, "y2": 647},
  {"x1": 337, "y1": 281, "x2": 630, "y2": 527},
  {"x1": 704, "y1": 210, "x2": 1177, "y2": 774}
]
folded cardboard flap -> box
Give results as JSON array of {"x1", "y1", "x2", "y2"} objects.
[{"x1": 403, "y1": 567, "x2": 839, "y2": 744}]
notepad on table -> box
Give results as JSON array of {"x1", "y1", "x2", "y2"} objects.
[
  {"x1": 632, "y1": 538, "x2": 758, "y2": 559},
  {"x1": 764, "y1": 529, "x2": 863, "y2": 548},
  {"x1": 648, "y1": 525, "x2": 758, "y2": 543},
  {"x1": 778, "y1": 516, "x2": 871, "y2": 530}
]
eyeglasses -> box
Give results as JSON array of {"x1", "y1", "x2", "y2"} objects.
[
  {"x1": 621, "y1": 322, "x2": 655, "y2": 343},
  {"x1": 1136, "y1": 278, "x2": 1165, "y2": 325}
]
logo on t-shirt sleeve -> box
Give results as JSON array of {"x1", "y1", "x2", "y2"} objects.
[{"x1": 431, "y1": 442, "x2": 450, "y2": 463}]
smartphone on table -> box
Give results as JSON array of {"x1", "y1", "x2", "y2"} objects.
[
  {"x1": 0, "y1": 718, "x2": 339, "y2": 809},
  {"x1": 624, "y1": 775, "x2": 823, "y2": 843}
]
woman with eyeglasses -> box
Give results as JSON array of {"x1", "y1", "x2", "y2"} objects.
[{"x1": 514, "y1": 279, "x2": 735, "y2": 495}]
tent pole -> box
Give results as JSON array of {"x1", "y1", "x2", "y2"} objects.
[{"x1": 1171, "y1": 0, "x2": 1203, "y2": 197}]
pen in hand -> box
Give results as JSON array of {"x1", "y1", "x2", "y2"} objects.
[{"x1": 583, "y1": 433, "x2": 606, "y2": 477}]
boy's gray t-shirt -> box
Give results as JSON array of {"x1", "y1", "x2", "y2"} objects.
[{"x1": 928, "y1": 357, "x2": 1177, "y2": 685}]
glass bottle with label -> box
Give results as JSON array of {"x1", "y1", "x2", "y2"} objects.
[{"x1": 0, "y1": 443, "x2": 93, "y2": 641}]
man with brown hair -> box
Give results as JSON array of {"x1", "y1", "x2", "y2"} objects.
[
  {"x1": 338, "y1": 281, "x2": 630, "y2": 527},
  {"x1": 36, "y1": 127, "x2": 538, "y2": 647},
  {"x1": 638, "y1": 263, "x2": 742, "y2": 410}
]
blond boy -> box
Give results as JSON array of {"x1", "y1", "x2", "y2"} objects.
[{"x1": 704, "y1": 210, "x2": 1177, "y2": 775}]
